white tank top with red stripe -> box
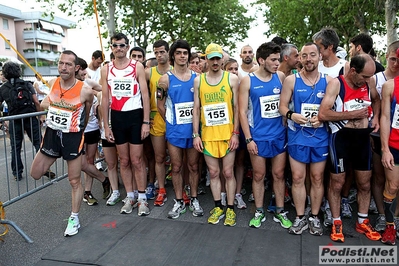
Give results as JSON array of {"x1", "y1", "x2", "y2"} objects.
[{"x1": 107, "y1": 59, "x2": 142, "y2": 111}]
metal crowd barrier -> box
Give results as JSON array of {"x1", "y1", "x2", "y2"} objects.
[{"x1": 0, "y1": 111, "x2": 68, "y2": 243}]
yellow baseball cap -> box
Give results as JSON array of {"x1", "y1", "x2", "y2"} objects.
[{"x1": 205, "y1": 43, "x2": 223, "y2": 59}]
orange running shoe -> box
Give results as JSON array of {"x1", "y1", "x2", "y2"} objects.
[
  {"x1": 330, "y1": 220, "x2": 345, "y2": 243},
  {"x1": 154, "y1": 188, "x2": 167, "y2": 207},
  {"x1": 355, "y1": 218, "x2": 381, "y2": 241},
  {"x1": 381, "y1": 224, "x2": 396, "y2": 245}
]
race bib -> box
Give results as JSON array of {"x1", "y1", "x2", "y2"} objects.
[
  {"x1": 300, "y1": 103, "x2": 321, "y2": 127},
  {"x1": 203, "y1": 102, "x2": 229, "y2": 126},
  {"x1": 392, "y1": 104, "x2": 399, "y2": 129},
  {"x1": 259, "y1": 95, "x2": 280, "y2": 118},
  {"x1": 111, "y1": 78, "x2": 134, "y2": 98},
  {"x1": 175, "y1": 101, "x2": 194, "y2": 124},
  {"x1": 344, "y1": 99, "x2": 371, "y2": 111},
  {"x1": 47, "y1": 106, "x2": 72, "y2": 132}
]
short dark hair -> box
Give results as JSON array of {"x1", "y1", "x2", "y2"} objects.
[
  {"x1": 190, "y1": 52, "x2": 199, "y2": 61},
  {"x1": 61, "y1": 50, "x2": 78, "y2": 65},
  {"x1": 169, "y1": 39, "x2": 191, "y2": 66},
  {"x1": 271, "y1": 36, "x2": 288, "y2": 47},
  {"x1": 153, "y1": 40, "x2": 169, "y2": 52},
  {"x1": 76, "y1": 57, "x2": 88, "y2": 70},
  {"x1": 350, "y1": 33, "x2": 373, "y2": 54},
  {"x1": 2, "y1": 61, "x2": 21, "y2": 80},
  {"x1": 129, "y1": 46, "x2": 145, "y2": 58},
  {"x1": 256, "y1": 42, "x2": 281, "y2": 64},
  {"x1": 92, "y1": 50, "x2": 104, "y2": 60},
  {"x1": 110, "y1": 33, "x2": 129, "y2": 45}
]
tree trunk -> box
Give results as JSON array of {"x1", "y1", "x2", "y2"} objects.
[{"x1": 385, "y1": 0, "x2": 398, "y2": 45}]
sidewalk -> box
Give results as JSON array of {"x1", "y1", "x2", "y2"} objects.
[{"x1": 0, "y1": 176, "x2": 396, "y2": 266}]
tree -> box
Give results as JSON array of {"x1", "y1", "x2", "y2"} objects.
[
  {"x1": 385, "y1": 0, "x2": 399, "y2": 45},
  {"x1": 37, "y1": 0, "x2": 253, "y2": 52},
  {"x1": 255, "y1": 0, "x2": 387, "y2": 48}
]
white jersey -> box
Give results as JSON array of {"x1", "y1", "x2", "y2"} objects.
[
  {"x1": 86, "y1": 67, "x2": 101, "y2": 82},
  {"x1": 238, "y1": 66, "x2": 249, "y2": 78},
  {"x1": 318, "y1": 59, "x2": 346, "y2": 78},
  {"x1": 374, "y1": 71, "x2": 387, "y2": 99}
]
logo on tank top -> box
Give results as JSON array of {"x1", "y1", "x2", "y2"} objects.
[
  {"x1": 273, "y1": 87, "x2": 281, "y2": 94},
  {"x1": 317, "y1": 92, "x2": 325, "y2": 98}
]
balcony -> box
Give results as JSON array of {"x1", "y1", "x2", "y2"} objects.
[
  {"x1": 23, "y1": 49, "x2": 61, "y2": 62},
  {"x1": 23, "y1": 29, "x2": 63, "y2": 44},
  {"x1": 24, "y1": 66, "x2": 59, "y2": 77}
]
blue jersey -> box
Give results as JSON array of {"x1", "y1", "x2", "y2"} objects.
[
  {"x1": 165, "y1": 70, "x2": 196, "y2": 139},
  {"x1": 247, "y1": 72, "x2": 285, "y2": 140},
  {"x1": 287, "y1": 73, "x2": 329, "y2": 147}
]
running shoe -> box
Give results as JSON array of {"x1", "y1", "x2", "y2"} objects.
[
  {"x1": 375, "y1": 214, "x2": 386, "y2": 232},
  {"x1": 64, "y1": 217, "x2": 80, "y2": 237},
  {"x1": 308, "y1": 216, "x2": 323, "y2": 236},
  {"x1": 273, "y1": 211, "x2": 292, "y2": 229},
  {"x1": 198, "y1": 185, "x2": 206, "y2": 195},
  {"x1": 289, "y1": 216, "x2": 308, "y2": 235},
  {"x1": 381, "y1": 224, "x2": 396, "y2": 245},
  {"x1": 355, "y1": 219, "x2": 381, "y2": 241},
  {"x1": 145, "y1": 183, "x2": 156, "y2": 200},
  {"x1": 221, "y1": 192, "x2": 227, "y2": 207},
  {"x1": 284, "y1": 187, "x2": 291, "y2": 203},
  {"x1": 369, "y1": 197, "x2": 378, "y2": 214},
  {"x1": 205, "y1": 169, "x2": 210, "y2": 186},
  {"x1": 83, "y1": 192, "x2": 98, "y2": 206},
  {"x1": 224, "y1": 208, "x2": 236, "y2": 226},
  {"x1": 323, "y1": 207, "x2": 333, "y2": 227},
  {"x1": 304, "y1": 205, "x2": 311, "y2": 217},
  {"x1": 95, "y1": 161, "x2": 103, "y2": 171},
  {"x1": 168, "y1": 199, "x2": 186, "y2": 219},
  {"x1": 330, "y1": 220, "x2": 345, "y2": 242},
  {"x1": 208, "y1": 207, "x2": 225, "y2": 224},
  {"x1": 183, "y1": 190, "x2": 190, "y2": 205},
  {"x1": 43, "y1": 170, "x2": 56, "y2": 179},
  {"x1": 165, "y1": 165, "x2": 172, "y2": 181},
  {"x1": 120, "y1": 196, "x2": 137, "y2": 214},
  {"x1": 234, "y1": 194, "x2": 247, "y2": 209},
  {"x1": 106, "y1": 192, "x2": 121, "y2": 206},
  {"x1": 341, "y1": 198, "x2": 352, "y2": 219},
  {"x1": 249, "y1": 210, "x2": 266, "y2": 228},
  {"x1": 102, "y1": 178, "x2": 111, "y2": 199},
  {"x1": 348, "y1": 188, "x2": 357, "y2": 203},
  {"x1": 267, "y1": 194, "x2": 276, "y2": 213},
  {"x1": 154, "y1": 188, "x2": 168, "y2": 206},
  {"x1": 248, "y1": 192, "x2": 255, "y2": 202},
  {"x1": 138, "y1": 199, "x2": 150, "y2": 216},
  {"x1": 189, "y1": 198, "x2": 204, "y2": 217}
]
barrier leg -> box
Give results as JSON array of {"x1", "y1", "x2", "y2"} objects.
[{"x1": 1, "y1": 219, "x2": 33, "y2": 243}]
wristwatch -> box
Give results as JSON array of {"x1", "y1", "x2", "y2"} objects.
[
  {"x1": 245, "y1": 137, "x2": 253, "y2": 144},
  {"x1": 192, "y1": 133, "x2": 200, "y2": 139}
]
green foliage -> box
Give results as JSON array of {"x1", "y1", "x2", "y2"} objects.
[
  {"x1": 36, "y1": 0, "x2": 252, "y2": 52},
  {"x1": 255, "y1": 0, "x2": 386, "y2": 48}
]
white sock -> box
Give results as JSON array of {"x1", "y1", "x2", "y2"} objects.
[
  {"x1": 358, "y1": 212, "x2": 368, "y2": 224},
  {"x1": 127, "y1": 192, "x2": 135, "y2": 199},
  {"x1": 138, "y1": 193, "x2": 147, "y2": 201}
]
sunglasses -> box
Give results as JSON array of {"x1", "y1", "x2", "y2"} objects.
[{"x1": 112, "y1": 43, "x2": 127, "y2": 48}]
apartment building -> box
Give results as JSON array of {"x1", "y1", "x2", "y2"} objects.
[{"x1": 0, "y1": 4, "x2": 75, "y2": 78}]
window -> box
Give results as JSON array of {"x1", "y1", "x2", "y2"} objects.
[
  {"x1": 3, "y1": 19, "x2": 9, "y2": 30},
  {"x1": 5, "y1": 40, "x2": 10, "y2": 49}
]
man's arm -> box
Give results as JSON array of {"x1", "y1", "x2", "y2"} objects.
[
  {"x1": 238, "y1": 75, "x2": 251, "y2": 140},
  {"x1": 156, "y1": 73, "x2": 169, "y2": 121},
  {"x1": 192, "y1": 75, "x2": 203, "y2": 152},
  {"x1": 40, "y1": 78, "x2": 56, "y2": 111},
  {"x1": 369, "y1": 78, "x2": 381, "y2": 132},
  {"x1": 319, "y1": 78, "x2": 368, "y2": 122},
  {"x1": 82, "y1": 83, "x2": 94, "y2": 129},
  {"x1": 229, "y1": 73, "x2": 240, "y2": 150},
  {"x1": 279, "y1": 75, "x2": 294, "y2": 120},
  {"x1": 380, "y1": 80, "x2": 394, "y2": 170},
  {"x1": 85, "y1": 79, "x2": 102, "y2": 92},
  {"x1": 137, "y1": 63, "x2": 150, "y2": 139}
]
